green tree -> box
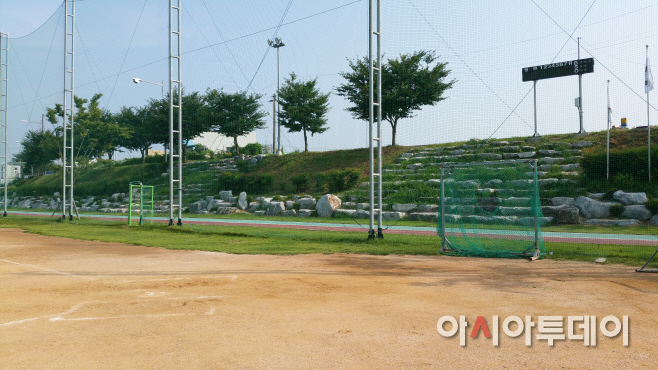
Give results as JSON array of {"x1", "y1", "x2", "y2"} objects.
[
  {"x1": 13, "y1": 129, "x2": 60, "y2": 176},
  {"x1": 204, "y1": 89, "x2": 267, "y2": 155},
  {"x1": 117, "y1": 105, "x2": 160, "y2": 164},
  {"x1": 46, "y1": 93, "x2": 128, "y2": 164},
  {"x1": 141, "y1": 90, "x2": 212, "y2": 162},
  {"x1": 278, "y1": 73, "x2": 330, "y2": 152},
  {"x1": 336, "y1": 50, "x2": 455, "y2": 146}
]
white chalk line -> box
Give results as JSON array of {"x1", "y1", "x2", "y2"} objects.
[
  {"x1": 0, "y1": 258, "x2": 92, "y2": 280},
  {"x1": 120, "y1": 275, "x2": 237, "y2": 283},
  {"x1": 1, "y1": 297, "x2": 219, "y2": 327}
]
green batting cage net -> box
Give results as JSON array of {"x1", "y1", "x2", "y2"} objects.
[{"x1": 438, "y1": 160, "x2": 545, "y2": 259}]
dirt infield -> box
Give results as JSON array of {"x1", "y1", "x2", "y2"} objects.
[{"x1": 1, "y1": 228, "x2": 656, "y2": 369}]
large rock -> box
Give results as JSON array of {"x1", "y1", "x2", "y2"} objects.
[
  {"x1": 538, "y1": 157, "x2": 564, "y2": 164},
  {"x1": 298, "y1": 209, "x2": 313, "y2": 217},
  {"x1": 334, "y1": 209, "x2": 356, "y2": 217},
  {"x1": 517, "y1": 152, "x2": 536, "y2": 159},
  {"x1": 188, "y1": 200, "x2": 207, "y2": 214},
  {"x1": 408, "y1": 212, "x2": 438, "y2": 222},
  {"x1": 382, "y1": 212, "x2": 406, "y2": 221},
  {"x1": 297, "y1": 198, "x2": 316, "y2": 209},
  {"x1": 555, "y1": 207, "x2": 580, "y2": 224},
  {"x1": 417, "y1": 204, "x2": 438, "y2": 213},
  {"x1": 621, "y1": 205, "x2": 652, "y2": 220},
  {"x1": 206, "y1": 199, "x2": 224, "y2": 212},
  {"x1": 316, "y1": 194, "x2": 341, "y2": 217},
  {"x1": 650, "y1": 215, "x2": 658, "y2": 226},
  {"x1": 585, "y1": 219, "x2": 640, "y2": 227},
  {"x1": 572, "y1": 141, "x2": 593, "y2": 148},
  {"x1": 266, "y1": 201, "x2": 285, "y2": 216},
  {"x1": 219, "y1": 190, "x2": 233, "y2": 201},
  {"x1": 248, "y1": 202, "x2": 261, "y2": 212},
  {"x1": 552, "y1": 197, "x2": 575, "y2": 206},
  {"x1": 516, "y1": 216, "x2": 553, "y2": 226},
  {"x1": 279, "y1": 210, "x2": 297, "y2": 217},
  {"x1": 392, "y1": 203, "x2": 417, "y2": 212},
  {"x1": 479, "y1": 153, "x2": 502, "y2": 160},
  {"x1": 237, "y1": 192, "x2": 248, "y2": 210},
  {"x1": 612, "y1": 191, "x2": 647, "y2": 205},
  {"x1": 574, "y1": 196, "x2": 616, "y2": 218},
  {"x1": 216, "y1": 207, "x2": 238, "y2": 215}
]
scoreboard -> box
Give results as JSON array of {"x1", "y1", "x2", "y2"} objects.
[{"x1": 522, "y1": 58, "x2": 594, "y2": 82}]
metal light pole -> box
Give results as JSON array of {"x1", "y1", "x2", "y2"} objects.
[
  {"x1": 270, "y1": 94, "x2": 276, "y2": 154},
  {"x1": 268, "y1": 37, "x2": 284, "y2": 156},
  {"x1": 133, "y1": 77, "x2": 164, "y2": 99},
  {"x1": 577, "y1": 37, "x2": 586, "y2": 134}
]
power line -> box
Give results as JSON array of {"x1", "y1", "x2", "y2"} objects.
[
  {"x1": 487, "y1": 0, "x2": 597, "y2": 139},
  {"x1": 245, "y1": 0, "x2": 294, "y2": 92},
  {"x1": 103, "y1": 0, "x2": 149, "y2": 110}
]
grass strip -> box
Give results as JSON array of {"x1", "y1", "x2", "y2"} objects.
[{"x1": 1, "y1": 216, "x2": 655, "y2": 267}]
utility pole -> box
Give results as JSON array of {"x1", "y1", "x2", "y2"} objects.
[
  {"x1": 268, "y1": 37, "x2": 284, "y2": 156},
  {"x1": 578, "y1": 37, "x2": 586, "y2": 134},
  {"x1": 271, "y1": 94, "x2": 276, "y2": 154}
]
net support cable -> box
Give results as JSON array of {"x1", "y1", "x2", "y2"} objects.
[
  {"x1": 368, "y1": 0, "x2": 383, "y2": 239},
  {"x1": 0, "y1": 32, "x2": 7, "y2": 217},
  {"x1": 169, "y1": 0, "x2": 183, "y2": 226}
]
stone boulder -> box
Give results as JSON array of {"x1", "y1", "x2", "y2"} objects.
[
  {"x1": 572, "y1": 141, "x2": 593, "y2": 148},
  {"x1": 552, "y1": 197, "x2": 575, "y2": 206},
  {"x1": 219, "y1": 190, "x2": 233, "y2": 201},
  {"x1": 612, "y1": 190, "x2": 647, "y2": 205},
  {"x1": 297, "y1": 198, "x2": 317, "y2": 209},
  {"x1": 216, "y1": 207, "x2": 238, "y2": 215},
  {"x1": 188, "y1": 200, "x2": 207, "y2": 214},
  {"x1": 517, "y1": 152, "x2": 536, "y2": 159},
  {"x1": 585, "y1": 219, "x2": 640, "y2": 226},
  {"x1": 574, "y1": 196, "x2": 616, "y2": 218},
  {"x1": 408, "y1": 212, "x2": 438, "y2": 222},
  {"x1": 621, "y1": 205, "x2": 652, "y2": 220},
  {"x1": 382, "y1": 212, "x2": 406, "y2": 221},
  {"x1": 298, "y1": 209, "x2": 313, "y2": 218},
  {"x1": 479, "y1": 153, "x2": 503, "y2": 160},
  {"x1": 237, "y1": 192, "x2": 248, "y2": 210},
  {"x1": 266, "y1": 201, "x2": 285, "y2": 216},
  {"x1": 280, "y1": 210, "x2": 297, "y2": 217},
  {"x1": 248, "y1": 202, "x2": 261, "y2": 212},
  {"x1": 316, "y1": 194, "x2": 341, "y2": 217},
  {"x1": 555, "y1": 207, "x2": 580, "y2": 224},
  {"x1": 392, "y1": 203, "x2": 417, "y2": 212}
]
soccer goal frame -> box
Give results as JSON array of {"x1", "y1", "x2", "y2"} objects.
[
  {"x1": 438, "y1": 159, "x2": 542, "y2": 261},
  {"x1": 128, "y1": 182, "x2": 154, "y2": 226},
  {"x1": 636, "y1": 248, "x2": 658, "y2": 273}
]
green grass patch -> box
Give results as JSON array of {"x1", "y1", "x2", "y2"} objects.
[{"x1": 1, "y1": 216, "x2": 655, "y2": 267}]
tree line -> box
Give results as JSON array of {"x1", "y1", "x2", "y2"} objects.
[{"x1": 15, "y1": 50, "x2": 454, "y2": 174}]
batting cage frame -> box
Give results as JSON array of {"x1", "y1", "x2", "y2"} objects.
[
  {"x1": 128, "y1": 182, "x2": 154, "y2": 226},
  {"x1": 438, "y1": 159, "x2": 543, "y2": 261}
]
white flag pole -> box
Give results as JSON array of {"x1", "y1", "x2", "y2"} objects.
[
  {"x1": 607, "y1": 79, "x2": 611, "y2": 181},
  {"x1": 647, "y1": 45, "x2": 653, "y2": 183}
]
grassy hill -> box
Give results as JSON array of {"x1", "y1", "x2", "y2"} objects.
[{"x1": 9, "y1": 126, "x2": 658, "y2": 201}]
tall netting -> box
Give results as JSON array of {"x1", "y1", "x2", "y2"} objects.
[
  {"x1": 3, "y1": 1, "x2": 658, "y2": 266},
  {"x1": 437, "y1": 160, "x2": 544, "y2": 259}
]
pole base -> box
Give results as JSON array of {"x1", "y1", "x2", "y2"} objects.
[
  {"x1": 62, "y1": 214, "x2": 66, "y2": 220},
  {"x1": 575, "y1": 130, "x2": 588, "y2": 137},
  {"x1": 168, "y1": 219, "x2": 174, "y2": 226},
  {"x1": 69, "y1": 214, "x2": 73, "y2": 221},
  {"x1": 377, "y1": 228, "x2": 384, "y2": 239},
  {"x1": 177, "y1": 218, "x2": 182, "y2": 226},
  {"x1": 367, "y1": 229, "x2": 376, "y2": 240},
  {"x1": 2, "y1": 211, "x2": 6, "y2": 217}
]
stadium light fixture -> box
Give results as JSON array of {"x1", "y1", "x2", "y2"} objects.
[{"x1": 132, "y1": 77, "x2": 164, "y2": 99}]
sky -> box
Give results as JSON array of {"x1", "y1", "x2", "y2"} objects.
[{"x1": 2, "y1": 0, "x2": 658, "y2": 161}]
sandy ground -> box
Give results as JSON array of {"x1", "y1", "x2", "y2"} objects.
[{"x1": 0, "y1": 228, "x2": 656, "y2": 369}]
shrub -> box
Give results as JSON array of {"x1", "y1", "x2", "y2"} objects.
[
  {"x1": 646, "y1": 198, "x2": 658, "y2": 214},
  {"x1": 316, "y1": 168, "x2": 361, "y2": 193},
  {"x1": 242, "y1": 143, "x2": 263, "y2": 156},
  {"x1": 216, "y1": 174, "x2": 274, "y2": 195},
  {"x1": 291, "y1": 173, "x2": 310, "y2": 192},
  {"x1": 609, "y1": 204, "x2": 625, "y2": 217}
]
